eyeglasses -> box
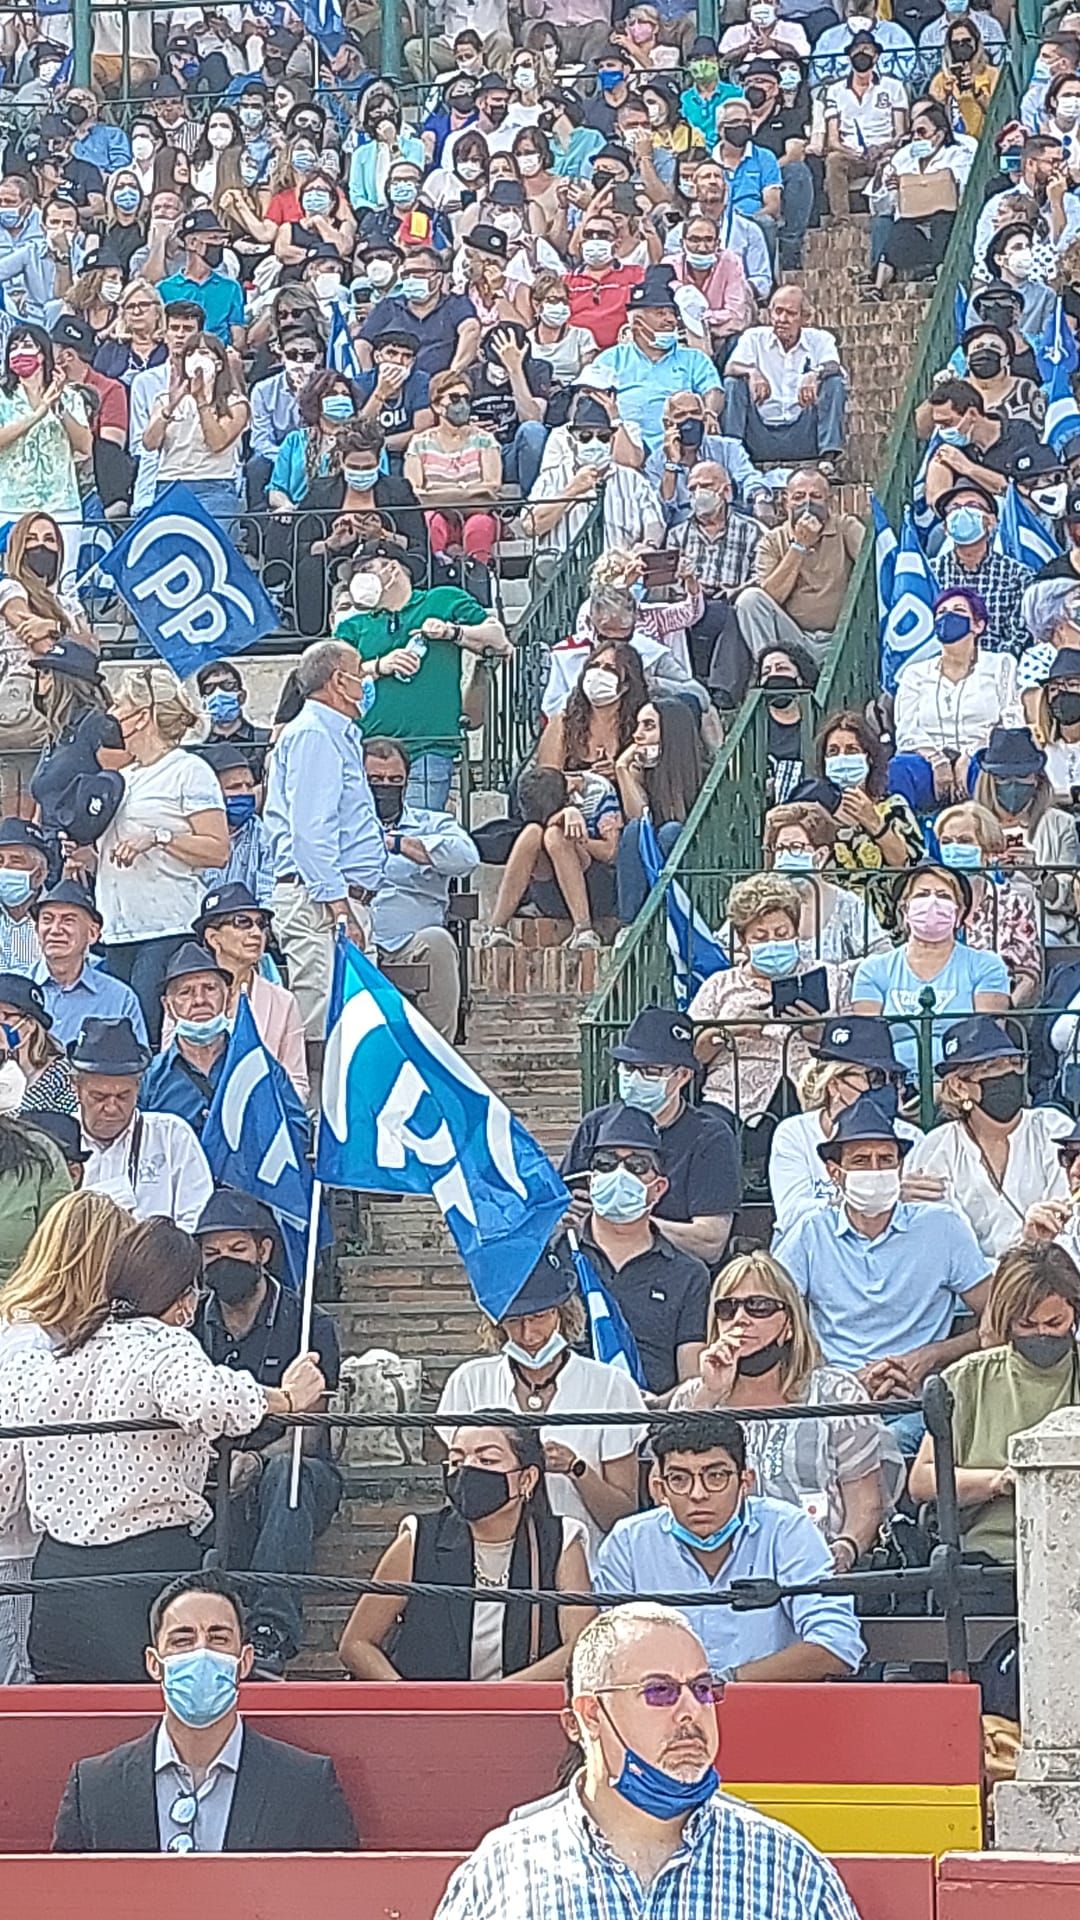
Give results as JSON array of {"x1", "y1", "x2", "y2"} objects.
[
  {"x1": 591, "y1": 1150, "x2": 657, "y2": 1176},
  {"x1": 713, "y1": 1295, "x2": 785, "y2": 1322},
  {"x1": 167, "y1": 1790, "x2": 200, "y2": 1854},
  {"x1": 284, "y1": 348, "x2": 320, "y2": 364},
  {"x1": 216, "y1": 913, "x2": 268, "y2": 932},
  {"x1": 660, "y1": 1465, "x2": 737, "y2": 1496},
  {"x1": 595, "y1": 1675, "x2": 725, "y2": 1708},
  {"x1": 570, "y1": 428, "x2": 613, "y2": 445}
]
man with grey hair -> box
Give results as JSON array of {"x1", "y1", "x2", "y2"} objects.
[
  {"x1": 264, "y1": 639, "x2": 397, "y2": 1039},
  {"x1": 723, "y1": 287, "x2": 847, "y2": 474},
  {"x1": 435, "y1": 1601, "x2": 862, "y2": 1920}
]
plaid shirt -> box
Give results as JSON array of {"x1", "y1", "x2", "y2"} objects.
[
  {"x1": 667, "y1": 509, "x2": 762, "y2": 597},
  {"x1": 935, "y1": 547, "x2": 1030, "y2": 658},
  {"x1": 435, "y1": 1778, "x2": 861, "y2": 1920}
]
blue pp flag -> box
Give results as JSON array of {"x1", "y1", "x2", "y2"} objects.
[
  {"x1": 1044, "y1": 358, "x2": 1080, "y2": 459},
  {"x1": 954, "y1": 283, "x2": 968, "y2": 347},
  {"x1": 1036, "y1": 297, "x2": 1079, "y2": 386},
  {"x1": 317, "y1": 936, "x2": 569, "y2": 1320},
  {"x1": 880, "y1": 507, "x2": 939, "y2": 694},
  {"x1": 96, "y1": 482, "x2": 278, "y2": 681},
  {"x1": 328, "y1": 300, "x2": 363, "y2": 382},
  {"x1": 203, "y1": 998, "x2": 317, "y2": 1289},
  {"x1": 871, "y1": 494, "x2": 898, "y2": 654},
  {"x1": 572, "y1": 1241, "x2": 646, "y2": 1386},
  {"x1": 638, "y1": 813, "x2": 727, "y2": 1009},
  {"x1": 292, "y1": 0, "x2": 345, "y2": 55},
  {"x1": 996, "y1": 481, "x2": 1061, "y2": 570}
]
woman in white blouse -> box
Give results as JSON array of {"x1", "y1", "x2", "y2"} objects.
[
  {"x1": 870, "y1": 100, "x2": 974, "y2": 300},
  {"x1": 890, "y1": 587, "x2": 1021, "y2": 814},
  {"x1": 0, "y1": 1215, "x2": 325, "y2": 1684}
]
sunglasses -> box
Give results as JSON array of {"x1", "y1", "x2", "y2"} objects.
[
  {"x1": 713, "y1": 1295, "x2": 785, "y2": 1321},
  {"x1": 284, "y1": 347, "x2": 320, "y2": 364},
  {"x1": 216, "y1": 913, "x2": 269, "y2": 932},
  {"x1": 596, "y1": 1675, "x2": 725, "y2": 1708},
  {"x1": 591, "y1": 1150, "x2": 657, "y2": 1176},
  {"x1": 571, "y1": 428, "x2": 613, "y2": 445}
]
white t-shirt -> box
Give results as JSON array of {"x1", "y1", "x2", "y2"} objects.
[
  {"x1": 436, "y1": 1349, "x2": 647, "y2": 1564},
  {"x1": 95, "y1": 749, "x2": 225, "y2": 943},
  {"x1": 1045, "y1": 736, "x2": 1080, "y2": 798},
  {"x1": 157, "y1": 391, "x2": 244, "y2": 483},
  {"x1": 824, "y1": 75, "x2": 907, "y2": 151},
  {"x1": 81, "y1": 1108, "x2": 214, "y2": 1232},
  {"x1": 907, "y1": 1108, "x2": 1073, "y2": 1260}
]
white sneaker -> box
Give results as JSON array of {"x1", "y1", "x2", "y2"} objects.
[
  {"x1": 564, "y1": 927, "x2": 602, "y2": 951},
  {"x1": 479, "y1": 925, "x2": 515, "y2": 948}
]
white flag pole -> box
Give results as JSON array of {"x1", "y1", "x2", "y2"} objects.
[{"x1": 287, "y1": 1173, "x2": 324, "y2": 1508}]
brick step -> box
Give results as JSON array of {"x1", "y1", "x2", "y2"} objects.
[
  {"x1": 336, "y1": 1253, "x2": 470, "y2": 1293},
  {"x1": 329, "y1": 1299, "x2": 483, "y2": 1360},
  {"x1": 349, "y1": 1208, "x2": 456, "y2": 1256},
  {"x1": 470, "y1": 944, "x2": 604, "y2": 997}
]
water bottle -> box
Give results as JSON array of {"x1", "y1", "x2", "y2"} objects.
[
  {"x1": 360, "y1": 678, "x2": 376, "y2": 717},
  {"x1": 395, "y1": 631, "x2": 427, "y2": 681}
]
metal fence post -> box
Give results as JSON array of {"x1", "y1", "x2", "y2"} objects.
[
  {"x1": 381, "y1": 0, "x2": 403, "y2": 83},
  {"x1": 73, "y1": 0, "x2": 92, "y2": 87}
]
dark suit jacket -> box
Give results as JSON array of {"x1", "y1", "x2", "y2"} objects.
[{"x1": 52, "y1": 1724, "x2": 360, "y2": 1853}]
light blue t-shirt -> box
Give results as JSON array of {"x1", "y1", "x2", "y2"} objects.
[
  {"x1": 851, "y1": 942, "x2": 1009, "y2": 1076},
  {"x1": 584, "y1": 341, "x2": 719, "y2": 448},
  {"x1": 773, "y1": 1201, "x2": 990, "y2": 1372}
]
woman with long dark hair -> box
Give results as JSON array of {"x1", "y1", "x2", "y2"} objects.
[
  {"x1": 0, "y1": 327, "x2": 91, "y2": 581},
  {"x1": 614, "y1": 697, "x2": 709, "y2": 922},
  {"x1": 267, "y1": 367, "x2": 363, "y2": 513},
  {"x1": 538, "y1": 640, "x2": 649, "y2": 781},
  {"x1": 338, "y1": 1414, "x2": 594, "y2": 1681},
  {"x1": 142, "y1": 329, "x2": 248, "y2": 535}
]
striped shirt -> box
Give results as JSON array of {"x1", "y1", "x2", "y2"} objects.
[
  {"x1": 0, "y1": 908, "x2": 40, "y2": 978},
  {"x1": 434, "y1": 1776, "x2": 861, "y2": 1920},
  {"x1": 408, "y1": 427, "x2": 497, "y2": 490}
]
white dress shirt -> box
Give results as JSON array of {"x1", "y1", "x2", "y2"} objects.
[
  {"x1": 893, "y1": 651, "x2": 1021, "y2": 757},
  {"x1": 82, "y1": 1109, "x2": 214, "y2": 1232},
  {"x1": 155, "y1": 1717, "x2": 243, "y2": 1853},
  {"x1": 906, "y1": 1108, "x2": 1073, "y2": 1260},
  {"x1": 728, "y1": 325, "x2": 843, "y2": 425}
]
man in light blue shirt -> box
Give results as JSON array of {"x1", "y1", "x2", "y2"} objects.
[
  {"x1": 265, "y1": 639, "x2": 386, "y2": 1039},
  {"x1": 595, "y1": 1412, "x2": 864, "y2": 1679},
  {"x1": 773, "y1": 1091, "x2": 991, "y2": 1452},
  {"x1": 584, "y1": 266, "x2": 722, "y2": 450},
  {"x1": 33, "y1": 882, "x2": 148, "y2": 1050}
]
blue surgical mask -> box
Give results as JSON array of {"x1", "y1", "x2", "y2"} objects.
[
  {"x1": 748, "y1": 937, "x2": 800, "y2": 978},
  {"x1": 934, "y1": 609, "x2": 972, "y2": 644},
  {"x1": 940, "y1": 840, "x2": 982, "y2": 870},
  {"x1": 650, "y1": 329, "x2": 678, "y2": 352},
  {"x1": 225, "y1": 794, "x2": 256, "y2": 829},
  {"x1": 909, "y1": 137, "x2": 933, "y2": 159},
  {"x1": 685, "y1": 250, "x2": 716, "y2": 270},
  {"x1": 617, "y1": 1064, "x2": 670, "y2": 1115},
  {"x1": 1034, "y1": 57, "x2": 1052, "y2": 81},
  {"x1": 400, "y1": 274, "x2": 430, "y2": 302},
  {"x1": 773, "y1": 846, "x2": 815, "y2": 873},
  {"x1": 608, "y1": 1728, "x2": 720, "y2": 1821},
  {"x1": 590, "y1": 1164, "x2": 651, "y2": 1223},
  {"x1": 302, "y1": 189, "x2": 332, "y2": 215},
  {"x1": 598, "y1": 69, "x2": 623, "y2": 91},
  {"x1": 502, "y1": 1330, "x2": 567, "y2": 1369},
  {"x1": 389, "y1": 179, "x2": 418, "y2": 204},
  {"x1": 662, "y1": 1503, "x2": 745, "y2": 1554},
  {"x1": 1000, "y1": 150, "x2": 1022, "y2": 173},
  {"x1": 936, "y1": 426, "x2": 968, "y2": 448},
  {"x1": 160, "y1": 1648, "x2": 240, "y2": 1729},
  {"x1": 205, "y1": 688, "x2": 241, "y2": 724},
  {"x1": 779, "y1": 65, "x2": 800, "y2": 89},
  {"x1": 175, "y1": 1011, "x2": 230, "y2": 1045},
  {"x1": 0, "y1": 871, "x2": 32, "y2": 907},
  {"x1": 322, "y1": 393, "x2": 355, "y2": 421},
  {"x1": 0, "y1": 208, "x2": 22, "y2": 230},
  {"x1": 946, "y1": 506, "x2": 986, "y2": 545},
  {"x1": 824, "y1": 751, "x2": 868, "y2": 789},
  {"x1": 114, "y1": 186, "x2": 141, "y2": 213},
  {"x1": 344, "y1": 466, "x2": 380, "y2": 492}
]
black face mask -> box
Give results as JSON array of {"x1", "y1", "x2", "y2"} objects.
[
  {"x1": 736, "y1": 1336, "x2": 793, "y2": 1377},
  {"x1": 370, "y1": 780, "x2": 406, "y2": 826},
  {"x1": 24, "y1": 543, "x2": 58, "y2": 583},
  {"x1": 1051, "y1": 688, "x2": 1080, "y2": 726},
  {"x1": 761, "y1": 674, "x2": 799, "y2": 696},
  {"x1": 204, "y1": 1255, "x2": 263, "y2": 1306},
  {"x1": 444, "y1": 1463, "x2": 513, "y2": 1521},
  {"x1": 967, "y1": 347, "x2": 1003, "y2": 379},
  {"x1": 850, "y1": 50, "x2": 875, "y2": 70},
  {"x1": 201, "y1": 242, "x2": 225, "y2": 268},
  {"x1": 484, "y1": 102, "x2": 508, "y2": 126},
  {"x1": 977, "y1": 1069, "x2": 1026, "y2": 1125},
  {"x1": 67, "y1": 103, "x2": 89, "y2": 127},
  {"x1": 723, "y1": 122, "x2": 752, "y2": 148},
  {"x1": 592, "y1": 168, "x2": 616, "y2": 194},
  {"x1": 950, "y1": 37, "x2": 976, "y2": 57},
  {"x1": 1013, "y1": 1330, "x2": 1076, "y2": 1370},
  {"x1": 745, "y1": 85, "x2": 769, "y2": 108}
]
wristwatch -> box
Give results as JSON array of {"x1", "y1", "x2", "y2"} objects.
[
  {"x1": 569, "y1": 1456, "x2": 587, "y2": 1480},
  {"x1": 153, "y1": 827, "x2": 174, "y2": 848}
]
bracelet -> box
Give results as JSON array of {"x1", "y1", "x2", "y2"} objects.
[
  {"x1": 282, "y1": 1387, "x2": 294, "y2": 1415},
  {"x1": 791, "y1": 540, "x2": 809, "y2": 553},
  {"x1": 569, "y1": 1456, "x2": 588, "y2": 1480},
  {"x1": 835, "y1": 1534, "x2": 860, "y2": 1566}
]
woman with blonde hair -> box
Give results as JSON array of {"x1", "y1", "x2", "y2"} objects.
[
  {"x1": 671, "y1": 1249, "x2": 903, "y2": 1569},
  {"x1": 767, "y1": 1015, "x2": 917, "y2": 1237},
  {"x1": 935, "y1": 800, "x2": 1041, "y2": 1006},
  {"x1": 63, "y1": 261, "x2": 121, "y2": 337},
  {"x1": 94, "y1": 665, "x2": 229, "y2": 1041},
  {"x1": 0, "y1": 1188, "x2": 128, "y2": 1681},
  {"x1": 96, "y1": 279, "x2": 166, "y2": 387},
  {"x1": 0, "y1": 511, "x2": 96, "y2": 759}
]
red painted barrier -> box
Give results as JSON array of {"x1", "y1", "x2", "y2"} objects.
[
  {"x1": 939, "y1": 1853, "x2": 1080, "y2": 1917},
  {"x1": 0, "y1": 1850, "x2": 936, "y2": 1920}
]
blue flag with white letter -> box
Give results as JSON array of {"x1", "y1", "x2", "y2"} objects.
[
  {"x1": 1044, "y1": 358, "x2": 1080, "y2": 459},
  {"x1": 879, "y1": 507, "x2": 939, "y2": 694},
  {"x1": 317, "y1": 937, "x2": 569, "y2": 1320},
  {"x1": 996, "y1": 481, "x2": 1061, "y2": 571},
  {"x1": 292, "y1": 0, "x2": 345, "y2": 55},
  {"x1": 202, "y1": 998, "x2": 316, "y2": 1289},
  {"x1": 1035, "y1": 297, "x2": 1079, "y2": 386},
  {"x1": 571, "y1": 1241, "x2": 646, "y2": 1385},
  {"x1": 329, "y1": 302, "x2": 363, "y2": 381},
  {"x1": 96, "y1": 483, "x2": 278, "y2": 681},
  {"x1": 638, "y1": 813, "x2": 727, "y2": 1009}
]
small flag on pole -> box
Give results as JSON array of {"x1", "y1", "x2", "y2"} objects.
[
  {"x1": 1043, "y1": 359, "x2": 1080, "y2": 459},
  {"x1": 570, "y1": 1237, "x2": 646, "y2": 1385},
  {"x1": 879, "y1": 507, "x2": 940, "y2": 694},
  {"x1": 638, "y1": 813, "x2": 728, "y2": 1009}
]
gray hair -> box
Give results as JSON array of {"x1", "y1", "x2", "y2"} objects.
[
  {"x1": 589, "y1": 584, "x2": 637, "y2": 634},
  {"x1": 296, "y1": 640, "x2": 355, "y2": 697},
  {"x1": 571, "y1": 1603, "x2": 704, "y2": 1699}
]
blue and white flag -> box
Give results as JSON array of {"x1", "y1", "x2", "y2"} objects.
[
  {"x1": 638, "y1": 813, "x2": 728, "y2": 1010},
  {"x1": 1036, "y1": 296, "x2": 1079, "y2": 386},
  {"x1": 96, "y1": 482, "x2": 278, "y2": 681},
  {"x1": 291, "y1": 0, "x2": 345, "y2": 55},
  {"x1": 1044, "y1": 358, "x2": 1080, "y2": 459},
  {"x1": 871, "y1": 494, "x2": 898, "y2": 656},
  {"x1": 572, "y1": 1241, "x2": 646, "y2": 1385},
  {"x1": 910, "y1": 442, "x2": 938, "y2": 545},
  {"x1": 203, "y1": 998, "x2": 316, "y2": 1289},
  {"x1": 328, "y1": 300, "x2": 363, "y2": 382},
  {"x1": 954, "y1": 282, "x2": 968, "y2": 347},
  {"x1": 880, "y1": 507, "x2": 939, "y2": 695},
  {"x1": 996, "y1": 480, "x2": 1061, "y2": 571},
  {"x1": 317, "y1": 937, "x2": 568, "y2": 1321}
]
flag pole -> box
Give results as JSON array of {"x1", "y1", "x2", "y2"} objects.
[{"x1": 287, "y1": 1172, "x2": 324, "y2": 1507}]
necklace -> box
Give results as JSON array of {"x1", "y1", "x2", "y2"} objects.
[{"x1": 509, "y1": 1349, "x2": 570, "y2": 1411}]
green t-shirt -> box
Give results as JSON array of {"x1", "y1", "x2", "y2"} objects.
[
  {"x1": 946, "y1": 1341, "x2": 1080, "y2": 1562},
  {"x1": 337, "y1": 585, "x2": 485, "y2": 759}
]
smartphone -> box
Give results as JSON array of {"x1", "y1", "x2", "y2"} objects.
[
  {"x1": 640, "y1": 548, "x2": 680, "y2": 588},
  {"x1": 611, "y1": 182, "x2": 639, "y2": 215},
  {"x1": 771, "y1": 968, "x2": 829, "y2": 1017}
]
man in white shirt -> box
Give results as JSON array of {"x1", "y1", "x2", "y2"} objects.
[
  {"x1": 823, "y1": 36, "x2": 908, "y2": 217},
  {"x1": 522, "y1": 392, "x2": 664, "y2": 557},
  {"x1": 72, "y1": 1016, "x2": 213, "y2": 1231},
  {"x1": 128, "y1": 299, "x2": 203, "y2": 512},
  {"x1": 723, "y1": 287, "x2": 847, "y2": 470}
]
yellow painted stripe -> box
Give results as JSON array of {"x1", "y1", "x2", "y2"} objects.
[{"x1": 724, "y1": 1781, "x2": 983, "y2": 1855}]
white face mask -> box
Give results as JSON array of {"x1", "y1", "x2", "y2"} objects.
[
  {"x1": 101, "y1": 276, "x2": 123, "y2": 304},
  {"x1": 517, "y1": 153, "x2": 542, "y2": 177},
  {"x1": 131, "y1": 134, "x2": 155, "y2": 162},
  {"x1": 314, "y1": 272, "x2": 342, "y2": 301},
  {"x1": 367, "y1": 257, "x2": 396, "y2": 288},
  {"x1": 844, "y1": 1167, "x2": 901, "y2": 1214},
  {"x1": 1005, "y1": 246, "x2": 1033, "y2": 281},
  {"x1": 494, "y1": 211, "x2": 524, "y2": 238},
  {"x1": 207, "y1": 124, "x2": 233, "y2": 150},
  {"x1": 458, "y1": 158, "x2": 483, "y2": 181},
  {"x1": 0, "y1": 1058, "x2": 25, "y2": 1115},
  {"x1": 349, "y1": 570, "x2": 383, "y2": 609},
  {"x1": 582, "y1": 666, "x2": 621, "y2": 706},
  {"x1": 185, "y1": 353, "x2": 216, "y2": 383},
  {"x1": 540, "y1": 300, "x2": 570, "y2": 327}
]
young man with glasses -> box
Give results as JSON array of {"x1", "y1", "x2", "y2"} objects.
[
  {"x1": 247, "y1": 326, "x2": 325, "y2": 507},
  {"x1": 594, "y1": 1414, "x2": 865, "y2": 1679}
]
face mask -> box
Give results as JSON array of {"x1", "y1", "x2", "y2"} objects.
[
  {"x1": 0, "y1": 871, "x2": 32, "y2": 908},
  {"x1": 347, "y1": 571, "x2": 383, "y2": 613},
  {"x1": 617, "y1": 1065, "x2": 671, "y2": 1115},
  {"x1": 540, "y1": 300, "x2": 570, "y2": 328},
  {"x1": 946, "y1": 506, "x2": 986, "y2": 546},
  {"x1": 977, "y1": 1069, "x2": 1025, "y2": 1125},
  {"x1": 850, "y1": 49, "x2": 876, "y2": 70},
  {"x1": 239, "y1": 154, "x2": 262, "y2": 187},
  {"x1": 160, "y1": 1649, "x2": 240, "y2": 1728},
  {"x1": 201, "y1": 243, "x2": 225, "y2": 269},
  {"x1": 1004, "y1": 247, "x2": 1033, "y2": 281},
  {"x1": 175, "y1": 1011, "x2": 229, "y2": 1045},
  {"x1": 24, "y1": 544, "x2": 58, "y2": 584},
  {"x1": 590, "y1": 1164, "x2": 651, "y2": 1223},
  {"x1": 951, "y1": 37, "x2": 977, "y2": 57},
  {"x1": 1033, "y1": 57, "x2": 1052, "y2": 81},
  {"x1": 661, "y1": 1502, "x2": 744, "y2": 1555},
  {"x1": 370, "y1": 780, "x2": 406, "y2": 826},
  {"x1": 629, "y1": 19, "x2": 654, "y2": 40},
  {"x1": 774, "y1": 846, "x2": 815, "y2": 873},
  {"x1": 207, "y1": 124, "x2": 233, "y2": 151},
  {"x1": 582, "y1": 238, "x2": 613, "y2": 269},
  {"x1": 905, "y1": 894, "x2": 958, "y2": 940},
  {"x1": 517, "y1": 153, "x2": 542, "y2": 178},
  {"x1": 1051, "y1": 687, "x2": 1080, "y2": 728},
  {"x1": 940, "y1": 840, "x2": 982, "y2": 870},
  {"x1": 689, "y1": 488, "x2": 720, "y2": 518},
  {"x1": 494, "y1": 211, "x2": 524, "y2": 239},
  {"x1": 598, "y1": 69, "x2": 624, "y2": 92},
  {"x1": 909, "y1": 138, "x2": 934, "y2": 160},
  {"x1": 204, "y1": 1255, "x2": 262, "y2": 1305},
  {"x1": 185, "y1": 355, "x2": 216, "y2": 384},
  {"x1": 1057, "y1": 98, "x2": 1080, "y2": 125},
  {"x1": 748, "y1": 937, "x2": 800, "y2": 978},
  {"x1": 994, "y1": 778, "x2": 1035, "y2": 816},
  {"x1": 650, "y1": 328, "x2": 678, "y2": 352},
  {"x1": 844, "y1": 1167, "x2": 901, "y2": 1213},
  {"x1": 8, "y1": 350, "x2": 41, "y2": 376},
  {"x1": 458, "y1": 159, "x2": 483, "y2": 182},
  {"x1": 779, "y1": 66, "x2": 801, "y2": 88},
  {"x1": 101, "y1": 275, "x2": 124, "y2": 304},
  {"x1": 322, "y1": 394, "x2": 355, "y2": 421},
  {"x1": 365, "y1": 258, "x2": 396, "y2": 291},
  {"x1": 0, "y1": 1058, "x2": 26, "y2": 1115},
  {"x1": 344, "y1": 465, "x2": 380, "y2": 494},
  {"x1": 690, "y1": 60, "x2": 719, "y2": 83},
  {"x1": 502, "y1": 1329, "x2": 567, "y2": 1370},
  {"x1": 685, "y1": 250, "x2": 717, "y2": 271},
  {"x1": 576, "y1": 439, "x2": 612, "y2": 469},
  {"x1": 0, "y1": 207, "x2": 22, "y2": 232},
  {"x1": 513, "y1": 66, "x2": 536, "y2": 89},
  {"x1": 293, "y1": 149, "x2": 318, "y2": 174},
  {"x1": 314, "y1": 273, "x2": 343, "y2": 304},
  {"x1": 206, "y1": 688, "x2": 241, "y2": 724},
  {"x1": 967, "y1": 347, "x2": 1002, "y2": 379},
  {"x1": 582, "y1": 666, "x2": 620, "y2": 706},
  {"x1": 303, "y1": 189, "x2": 333, "y2": 217},
  {"x1": 750, "y1": 1, "x2": 775, "y2": 21},
  {"x1": 1013, "y1": 1330, "x2": 1076, "y2": 1369},
  {"x1": 225, "y1": 793, "x2": 256, "y2": 830},
  {"x1": 131, "y1": 134, "x2": 155, "y2": 162},
  {"x1": 389, "y1": 179, "x2": 418, "y2": 206},
  {"x1": 1033, "y1": 482, "x2": 1068, "y2": 518},
  {"x1": 400, "y1": 275, "x2": 431, "y2": 302},
  {"x1": 723, "y1": 122, "x2": 753, "y2": 148},
  {"x1": 444, "y1": 1462, "x2": 514, "y2": 1521},
  {"x1": 484, "y1": 103, "x2": 509, "y2": 125},
  {"x1": 445, "y1": 396, "x2": 471, "y2": 427},
  {"x1": 935, "y1": 609, "x2": 972, "y2": 644},
  {"x1": 604, "y1": 1706, "x2": 720, "y2": 1819},
  {"x1": 998, "y1": 153, "x2": 1022, "y2": 177},
  {"x1": 824, "y1": 751, "x2": 868, "y2": 789},
  {"x1": 738, "y1": 1336, "x2": 793, "y2": 1377},
  {"x1": 239, "y1": 106, "x2": 265, "y2": 131},
  {"x1": 114, "y1": 186, "x2": 141, "y2": 214}
]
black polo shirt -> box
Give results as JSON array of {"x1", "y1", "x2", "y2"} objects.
[
  {"x1": 196, "y1": 1278, "x2": 340, "y2": 1458},
  {"x1": 561, "y1": 1098, "x2": 740, "y2": 1224},
  {"x1": 580, "y1": 1225, "x2": 710, "y2": 1396}
]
